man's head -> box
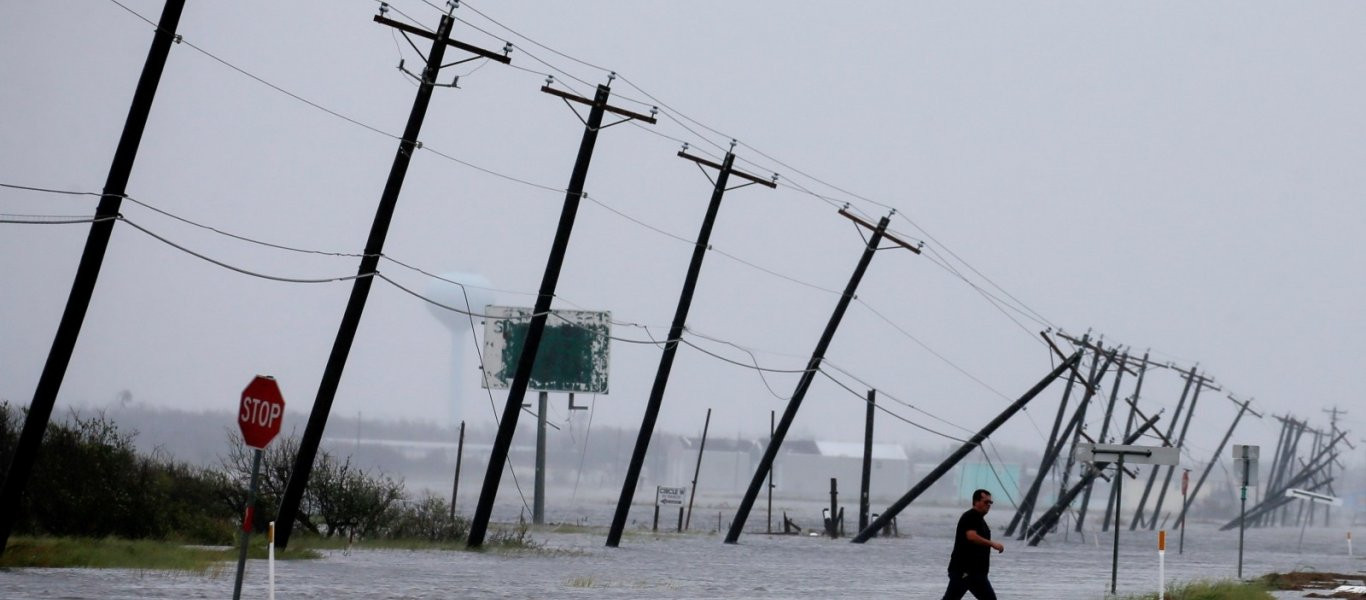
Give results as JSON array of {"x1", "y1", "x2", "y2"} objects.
[{"x1": 972, "y1": 489, "x2": 994, "y2": 514}]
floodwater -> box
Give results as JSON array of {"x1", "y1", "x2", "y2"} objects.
[{"x1": 3, "y1": 503, "x2": 1362, "y2": 599}]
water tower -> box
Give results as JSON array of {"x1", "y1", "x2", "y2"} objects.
[{"x1": 424, "y1": 271, "x2": 496, "y2": 428}]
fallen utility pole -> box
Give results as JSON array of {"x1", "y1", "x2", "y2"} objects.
[
  {"x1": 1174, "y1": 396, "x2": 1256, "y2": 538},
  {"x1": 725, "y1": 210, "x2": 920, "y2": 544},
  {"x1": 1129, "y1": 366, "x2": 1198, "y2": 531},
  {"x1": 275, "y1": 9, "x2": 510, "y2": 548},
  {"x1": 1057, "y1": 345, "x2": 1107, "y2": 501},
  {"x1": 0, "y1": 0, "x2": 186, "y2": 556},
  {"x1": 1005, "y1": 332, "x2": 1085, "y2": 537},
  {"x1": 467, "y1": 77, "x2": 655, "y2": 548},
  {"x1": 606, "y1": 144, "x2": 774, "y2": 547},
  {"x1": 851, "y1": 351, "x2": 1083, "y2": 543},
  {"x1": 1103, "y1": 351, "x2": 1149, "y2": 531},
  {"x1": 1011, "y1": 344, "x2": 1117, "y2": 539},
  {"x1": 1076, "y1": 347, "x2": 1128, "y2": 531},
  {"x1": 1220, "y1": 429, "x2": 1347, "y2": 531},
  {"x1": 1146, "y1": 372, "x2": 1219, "y2": 529},
  {"x1": 1026, "y1": 412, "x2": 1163, "y2": 546}
]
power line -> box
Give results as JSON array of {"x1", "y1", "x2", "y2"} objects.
[{"x1": 817, "y1": 368, "x2": 966, "y2": 443}]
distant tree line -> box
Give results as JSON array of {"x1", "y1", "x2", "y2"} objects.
[{"x1": 0, "y1": 402, "x2": 467, "y2": 544}]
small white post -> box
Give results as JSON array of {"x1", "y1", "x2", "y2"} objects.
[
  {"x1": 268, "y1": 521, "x2": 276, "y2": 600},
  {"x1": 1158, "y1": 530, "x2": 1166, "y2": 600},
  {"x1": 1349, "y1": 531, "x2": 1354, "y2": 557}
]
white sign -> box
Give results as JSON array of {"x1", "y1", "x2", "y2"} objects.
[
  {"x1": 481, "y1": 306, "x2": 611, "y2": 393},
  {"x1": 1285, "y1": 488, "x2": 1343, "y2": 507},
  {"x1": 1074, "y1": 443, "x2": 1180, "y2": 466},
  {"x1": 1232, "y1": 444, "x2": 1260, "y2": 487},
  {"x1": 657, "y1": 486, "x2": 687, "y2": 506}
]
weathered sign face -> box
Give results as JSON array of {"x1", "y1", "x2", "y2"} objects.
[{"x1": 481, "y1": 306, "x2": 611, "y2": 394}]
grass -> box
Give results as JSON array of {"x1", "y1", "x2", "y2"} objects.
[
  {"x1": 0, "y1": 536, "x2": 319, "y2": 572},
  {"x1": 1257, "y1": 570, "x2": 1365, "y2": 591},
  {"x1": 1117, "y1": 579, "x2": 1275, "y2": 600}
]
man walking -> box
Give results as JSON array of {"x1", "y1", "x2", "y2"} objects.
[{"x1": 942, "y1": 489, "x2": 1004, "y2": 600}]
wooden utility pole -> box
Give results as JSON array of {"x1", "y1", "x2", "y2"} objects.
[
  {"x1": 467, "y1": 76, "x2": 656, "y2": 548},
  {"x1": 1076, "y1": 349, "x2": 1128, "y2": 532},
  {"x1": 1130, "y1": 366, "x2": 1198, "y2": 531},
  {"x1": 276, "y1": 7, "x2": 510, "y2": 548},
  {"x1": 606, "y1": 143, "x2": 774, "y2": 547},
  {"x1": 1005, "y1": 333, "x2": 1085, "y2": 538},
  {"x1": 726, "y1": 210, "x2": 921, "y2": 544},
  {"x1": 0, "y1": 0, "x2": 186, "y2": 556},
  {"x1": 1147, "y1": 371, "x2": 1219, "y2": 529},
  {"x1": 685, "y1": 409, "x2": 712, "y2": 531},
  {"x1": 852, "y1": 352, "x2": 1083, "y2": 543},
  {"x1": 1102, "y1": 351, "x2": 1149, "y2": 532},
  {"x1": 859, "y1": 389, "x2": 876, "y2": 533}
]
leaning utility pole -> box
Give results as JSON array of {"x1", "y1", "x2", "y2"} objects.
[
  {"x1": 466, "y1": 75, "x2": 656, "y2": 548},
  {"x1": 852, "y1": 351, "x2": 1083, "y2": 543},
  {"x1": 859, "y1": 389, "x2": 876, "y2": 533},
  {"x1": 1173, "y1": 396, "x2": 1258, "y2": 532},
  {"x1": 1026, "y1": 412, "x2": 1163, "y2": 546},
  {"x1": 1057, "y1": 345, "x2": 1109, "y2": 507},
  {"x1": 725, "y1": 210, "x2": 922, "y2": 544},
  {"x1": 1005, "y1": 332, "x2": 1089, "y2": 538},
  {"x1": 1076, "y1": 349, "x2": 1129, "y2": 532},
  {"x1": 1146, "y1": 371, "x2": 1218, "y2": 529},
  {"x1": 1323, "y1": 406, "x2": 1346, "y2": 527},
  {"x1": 275, "y1": 7, "x2": 511, "y2": 548},
  {"x1": 1130, "y1": 366, "x2": 1198, "y2": 530},
  {"x1": 1102, "y1": 351, "x2": 1149, "y2": 532},
  {"x1": 606, "y1": 143, "x2": 775, "y2": 547},
  {"x1": 0, "y1": 0, "x2": 186, "y2": 556}
]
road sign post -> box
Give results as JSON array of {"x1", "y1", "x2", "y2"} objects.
[
  {"x1": 1075, "y1": 443, "x2": 1179, "y2": 596},
  {"x1": 1179, "y1": 469, "x2": 1189, "y2": 554},
  {"x1": 1232, "y1": 444, "x2": 1259, "y2": 579},
  {"x1": 234, "y1": 376, "x2": 285, "y2": 600}
]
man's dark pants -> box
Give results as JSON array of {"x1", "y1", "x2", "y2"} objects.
[{"x1": 941, "y1": 571, "x2": 996, "y2": 600}]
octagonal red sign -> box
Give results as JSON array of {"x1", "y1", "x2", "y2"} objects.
[{"x1": 239, "y1": 375, "x2": 285, "y2": 449}]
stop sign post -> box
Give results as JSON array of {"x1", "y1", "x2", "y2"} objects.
[{"x1": 234, "y1": 375, "x2": 285, "y2": 600}]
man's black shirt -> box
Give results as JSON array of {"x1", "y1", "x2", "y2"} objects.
[{"x1": 948, "y1": 508, "x2": 991, "y2": 575}]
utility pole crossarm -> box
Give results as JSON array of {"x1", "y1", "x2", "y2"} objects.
[
  {"x1": 1041, "y1": 331, "x2": 1098, "y2": 393},
  {"x1": 540, "y1": 86, "x2": 658, "y2": 124},
  {"x1": 1229, "y1": 394, "x2": 1264, "y2": 419},
  {"x1": 373, "y1": 15, "x2": 511, "y2": 63},
  {"x1": 677, "y1": 151, "x2": 777, "y2": 188},
  {"x1": 837, "y1": 208, "x2": 921, "y2": 254}
]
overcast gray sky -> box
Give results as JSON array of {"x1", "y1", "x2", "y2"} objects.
[{"x1": 3, "y1": 1, "x2": 1363, "y2": 468}]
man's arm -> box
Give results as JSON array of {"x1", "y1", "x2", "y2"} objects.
[{"x1": 966, "y1": 530, "x2": 1004, "y2": 553}]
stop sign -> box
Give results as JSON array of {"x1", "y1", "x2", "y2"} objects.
[{"x1": 239, "y1": 375, "x2": 285, "y2": 449}]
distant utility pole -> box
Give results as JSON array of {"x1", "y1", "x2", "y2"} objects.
[
  {"x1": 726, "y1": 210, "x2": 922, "y2": 544},
  {"x1": 275, "y1": 5, "x2": 511, "y2": 549},
  {"x1": 1130, "y1": 366, "x2": 1198, "y2": 531},
  {"x1": 1102, "y1": 351, "x2": 1149, "y2": 532},
  {"x1": 1147, "y1": 371, "x2": 1219, "y2": 530},
  {"x1": 1005, "y1": 332, "x2": 1088, "y2": 538},
  {"x1": 1076, "y1": 349, "x2": 1129, "y2": 532},
  {"x1": 859, "y1": 389, "x2": 876, "y2": 533},
  {"x1": 466, "y1": 74, "x2": 657, "y2": 549},
  {"x1": 1323, "y1": 406, "x2": 1346, "y2": 527},
  {"x1": 1174, "y1": 395, "x2": 1259, "y2": 537},
  {"x1": 606, "y1": 142, "x2": 775, "y2": 548},
  {"x1": 0, "y1": 0, "x2": 186, "y2": 557},
  {"x1": 853, "y1": 351, "x2": 1084, "y2": 544}
]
